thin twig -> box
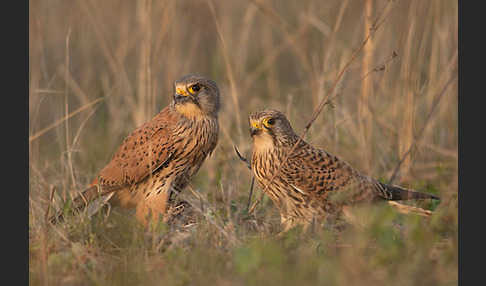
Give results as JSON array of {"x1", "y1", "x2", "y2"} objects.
[
  {"x1": 64, "y1": 27, "x2": 76, "y2": 188},
  {"x1": 360, "y1": 51, "x2": 398, "y2": 81},
  {"x1": 388, "y1": 201, "x2": 432, "y2": 217},
  {"x1": 233, "y1": 146, "x2": 256, "y2": 212},
  {"x1": 246, "y1": 177, "x2": 255, "y2": 212},
  {"x1": 233, "y1": 146, "x2": 251, "y2": 170},
  {"x1": 44, "y1": 186, "x2": 56, "y2": 224}
]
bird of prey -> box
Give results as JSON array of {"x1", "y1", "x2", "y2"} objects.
[
  {"x1": 51, "y1": 74, "x2": 220, "y2": 226},
  {"x1": 248, "y1": 109, "x2": 439, "y2": 232}
]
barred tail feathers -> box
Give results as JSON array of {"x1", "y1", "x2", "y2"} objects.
[
  {"x1": 49, "y1": 184, "x2": 114, "y2": 224},
  {"x1": 379, "y1": 182, "x2": 440, "y2": 201}
]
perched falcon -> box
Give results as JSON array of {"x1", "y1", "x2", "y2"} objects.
[
  {"x1": 248, "y1": 109, "x2": 439, "y2": 232},
  {"x1": 51, "y1": 74, "x2": 220, "y2": 226}
]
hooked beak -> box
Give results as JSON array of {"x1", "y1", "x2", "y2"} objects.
[
  {"x1": 174, "y1": 87, "x2": 193, "y2": 103},
  {"x1": 249, "y1": 122, "x2": 262, "y2": 137}
]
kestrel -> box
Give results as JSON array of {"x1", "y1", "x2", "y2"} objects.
[
  {"x1": 248, "y1": 109, "x2": 439, "y2": 232},
  {"x1": 51, "y1": 74, "x2": 220, "y2": 226}
]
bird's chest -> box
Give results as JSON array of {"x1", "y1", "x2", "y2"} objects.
[
  {"x1": 252, "y1": 151, "x2": 279, "y2": 186},
  {"x1": 252, "y1": 151, "x2": 291, "y2": 204},
  {"x1": 128, "y1": 121, "x2": 217, "y2": 200},
  {"x1": 251, "y1": 150, "x2": 324, "y2": 220},
  {"x1": 168, "y1": 120, "x2": 218, "y2": 185}
]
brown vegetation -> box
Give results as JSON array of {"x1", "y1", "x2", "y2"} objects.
[{"x1": 29, "y1": 0, "x2": 457, "y2": 285}]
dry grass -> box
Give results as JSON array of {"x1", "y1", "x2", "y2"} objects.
[{"x1": 29, "y1": 0, "x2": 457, "y2": 285}]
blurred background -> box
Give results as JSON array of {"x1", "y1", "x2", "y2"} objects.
[{"x1": 29, "y1": 0, "x2": 457, "y2": 285}]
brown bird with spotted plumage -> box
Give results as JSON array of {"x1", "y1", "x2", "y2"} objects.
[
  {"x1": 248, "y1": 109, "x2": 439, "y2": 232},
  {"x1": 51, "y1": 74, "x2": 220, "y2": 226}
]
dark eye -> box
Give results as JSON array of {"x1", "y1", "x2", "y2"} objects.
[
  {"x1": 189, "y1": 83, "x2": 201, "y2": 93},
  {"x1": 267, "y1": 118, "x2": 275, "y2": 125}
]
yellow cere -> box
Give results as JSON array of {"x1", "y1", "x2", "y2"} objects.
[
  {"x1": 251, "y1": 121, "x2": 262, "y2": 129},
  {"x1": 176, "y1": 87, "x2": 189, "y2": 96}
]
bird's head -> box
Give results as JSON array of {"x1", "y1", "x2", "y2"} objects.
[
  {"x1": 248, "y1": 109, "x2": 297, "y2": 149},
  {"x1": 173, "y1": 74, "x2": 220, "y2": 119}
]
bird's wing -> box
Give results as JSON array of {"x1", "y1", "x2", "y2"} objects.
[
  {"x1": 280, "y1": 145, "x2": 373, "y2": 203},
  {"x1": 96, "y1": 106, "x2": 179, "y2": 190}
]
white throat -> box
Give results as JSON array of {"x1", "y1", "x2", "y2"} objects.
[{"x1": 252, "y1": 133, "x2": 275, "y2": 153}]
